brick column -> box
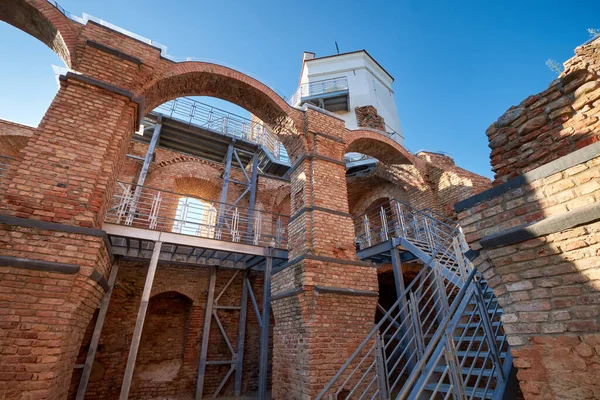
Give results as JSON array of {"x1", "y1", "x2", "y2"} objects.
[
  {"x1": 271, "y1": 108, "x2": 378, "y2": 399},
  {"x1": 0, "y1": 72, "x2": 139, "y2": 399}
]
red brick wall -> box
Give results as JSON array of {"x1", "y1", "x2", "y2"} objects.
[
  {"x1": 457, "y1": 37, "x2": 600, "y2": 399},
  {"x1": 486, "y1": 38, "x2": 600, "y2": 184},
  {"x1": 355, "y1": 105, "x2": 385, "y2": 131},
  {"x1": 67, "y1": 261, "x2": 268, "y2": 399}
]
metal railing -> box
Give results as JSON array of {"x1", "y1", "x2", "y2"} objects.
[
  {"x1": 316, "y1": 199, "x2": 509, "y2": 399},
  {"x1": 105, "y1": 182, "x2": 289, "y2": 249},
  {"x1": 355, "y1": 199, "x2": 467, "y2": 282},
  {"x1": 0, "y1": 155, "x2": 14, "y2": 179},
  {"x1": 154, "y1": 97, "x2": 290, "y2": 165},
  {"x1": 288, "y1": 76, "x2": 349, "y2": 106}
]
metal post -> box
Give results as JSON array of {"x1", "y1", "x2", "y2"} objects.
[
  {"x1": 246, "y1": 153, "x2": 259, "y2": 244},
  {"x1": 444, "y1": 331, "x2": 466, "y2": 399},
  {"x1": 217, "y1": 144, "x2": 234, "y2": 233},
  {"x1": 258, "y1": 250, "x2": 273, "y2": 400},
  {"x1": 234, "y1": 270, "x2": 249, "y2": 396},
  {"x1": 409, "y1": 292, "x2": 425, "y2": 357},
  {"x1": 375, "y1": 333, "x2": 390, "y2": 400},
  {"x1": 391, "y1": 248, "x2": 417, "y2": 371},
  {"x1": 120, "y1": 241, "x2": 162, "y2": 399},
  {"x1": 195, "y1": 266, "x2": 217, "y2": 400},
  {"x1": 474, "y1": 281, "x2": 505, "y2": 384},
  {"x1": 126, "y1": 117, "x2": 162, "y2": 224},
  {"x1": 76, "y1": 261, "x2": 120, "y2": 400}
]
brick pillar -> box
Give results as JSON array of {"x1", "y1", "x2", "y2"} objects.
[
  {"x1": 0, "y1": 72, "x2": 138, "y2": 399},
  {"x1": 271, "y1": 108, "x2": 378, "y2": 399}
]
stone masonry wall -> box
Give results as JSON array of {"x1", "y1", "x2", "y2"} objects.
[
  {"x1": 485, "y1": 38, "x2": 600, "y2": 184},
  {"x1": 355, "y1": 105, "x2": 386, "y2": 131},
  {"x1": 67, "y1": 261, "x2": 267, "y2": 399},
  {"x1": 456, "y1": 37, "x2": 600, "y2": 399}
]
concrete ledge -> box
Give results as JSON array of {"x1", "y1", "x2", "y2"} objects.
[
  {"x1": 271, "y1": 288, "x2": 303, "y2": 301},
  {"x1": 312, "y1": 130, "x2": 345, "y2": 143},
  {"x1": 91, "y1": 269, "x2": 110, "y2": 293},
  {"x1": 480, "y1": 203, "x2": 600, "y2": 249},
  {"x1": 85, "y1": 40, "x2": 143, "y2": 65},
  {"x1": 0, "y1": 215, "x2": 106, "y2": 236},
  {"x1": 288, "y1": 153, "x2": 347, "y2": 175},
  {"x1": 289, "y1": 206, "x2": 352, "y2": 224},
  {"x1": 314, "y1": 286, "x2": 378, "y2": 297},
  {"x1": 455, "y1": 141, "x2": 600, "y2": 213},
  {"x1": 0, "y1": 255, "x2": 80, "y2": 274},
  {"x1": 273, "y1": 253, "x2": 375, "y2": 275}
]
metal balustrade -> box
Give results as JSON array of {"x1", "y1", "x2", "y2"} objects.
[
  {"x1": 0, "y1": 155, "x2": 13, "y2": 179},
  {"x1": 288, "y1": 76, "x2": 349, "y2": 107},
  {"x1": 154, "y1": 97, "x2": 290, "y2": 165},
  {"x1": 316, "y1": 199, "x2": 511, "y2": 400},
  {"x1": 105, "y1": 182, "x2": 288, "y2": 249}
]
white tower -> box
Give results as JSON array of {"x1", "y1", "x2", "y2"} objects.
[{"x1": 289, "y1": 50, "x2": 404, "y2": 146}]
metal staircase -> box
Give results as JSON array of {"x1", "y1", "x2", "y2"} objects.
[{"x1": 316, "y1": 199, "x2": 516, "y2": 400}]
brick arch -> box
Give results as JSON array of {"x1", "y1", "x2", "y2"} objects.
[
  {"x1": 141, "y1": 61, "x2": 306, "y2": 160},
  {"x1": 345, "y1": 129, "x2": 414, "y2": 165},
  {"x1": 0, "y1": 0, "x2": 80, "y2": 67},
  {"x1": 174, "y1": 177, "x2": 221, "y2": 202},
  {"x1": 350, "y1": 183, "x2": 409, "y2": 217},
  {"x1": 145, "y1": 161, "x2": 222, "y2": 193}
]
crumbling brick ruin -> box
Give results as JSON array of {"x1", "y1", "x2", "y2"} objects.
[{"x1": 2, "y1": 1, "x2": 599, "y2": 400}]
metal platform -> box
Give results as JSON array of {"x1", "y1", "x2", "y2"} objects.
[
  {"x1": 289, "y1": 76, "x2": 350, "y2": 112},
  {"x1": 104, "y1": 223, "x2": 288, "y2": 271},
  {"x1": 138, "y1": 98, "x2": 290, "y2": 177}
]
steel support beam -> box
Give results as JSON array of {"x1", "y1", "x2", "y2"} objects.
[
  {"x1": 120, "y1": 241, "x2": 162, "y2": 399},
  {"x1": 76, "y1": 260, "x2": 120, "y2": 400},
  {"x1": 246, "y1": 153, "x2": 259, "y2": 244},
  {"x1": 195, "y1": 266, "x2": 217, "y2": 400},
  {"x1": 219, "y1": 143, "x2": 234, "y2": 206},
  {"x1": 390, "y1": 247, "x2": 417, "y2": 371},
  {"x1": 233, "y1": 270, "x2": 249, "y2": 396},
  {"x1": 126, "y1": 117, "x2": 162, "y2": 224},
  {"x1": 258, "y1": 250, "x2": 273, "y2": 400}
]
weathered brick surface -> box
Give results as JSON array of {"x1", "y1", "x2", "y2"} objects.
[
  {"x1": 459, "y1": 37, "x2": 600, "y2": 400},
  {"x1": 355, "y1": 105, "x2": 385, "y2": 131},
  {"x1": 0, "y1": 2, "x2": 493, "y2": 398},
  {"x1": 66, "y1": 261, "x2": 267, "y2": 399},
  {"x1": 486, "y1": 37, "x2": 600, "y2": 183},
  {"x1": 459, "y1": 155, "x2": 600, "y2": 247},
  {"x1": 0, "y1": 225, "x2": 111, "y2": 399}
]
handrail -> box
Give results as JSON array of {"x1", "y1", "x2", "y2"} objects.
[
  {"x1": 288, "y1": 76, "x2": 349, "y2": 106},
  {"x1": 318, "y1": 199, "x2": 509, "y2": 399},
  {"x1": 357, "y1": 197, "x2": 457, "y2": 233},
  {"x1": 105, "y1": 181, "x2": 289, "y2": 248},
  {"x1": 153, "y1": 97, "x2": 290, "y2": 165},
  {"x1": 315, "y1": 227, "x2": 460, "y2": 400},
  {"x1": 397, "y1": 269, "x2": 477, "y2": 399}
]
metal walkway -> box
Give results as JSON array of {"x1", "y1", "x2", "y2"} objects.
[
  {"x1": 139, "y1": 98, "x2": 290, "y2": 177},
  {"x1": 316, "y1": 199, "x2": 516, "y2": 400}
]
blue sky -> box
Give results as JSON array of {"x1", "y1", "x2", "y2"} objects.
[{"x1": 0, "y1": 0, "x2": 598, "y2": 178}]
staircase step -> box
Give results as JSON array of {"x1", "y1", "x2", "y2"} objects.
[
  {"x1": 424, "y1": 383, "x2": 495, "y2": 399},
  {"x1": 456, "y1": 321, "x2": 501, "y2": 329},
  {"x1": 452, "y1": 335, "x2": 506, "y2": 343},
  {"x1": 433, "y1": 366, "x2": 496, "y2": 377},
  {"x1": 457, "y1": 350, "x2": 507, "y2": 358},
  {"x1": 463, "y1": 309, "x2": 503, "y2": 317}
]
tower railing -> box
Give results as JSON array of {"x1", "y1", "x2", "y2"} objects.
[
  {"x1": 154, "y1": 97, "x2": 290, "y2": 165},
  {"x1": 288, "y1": 76, "x2": 349, "y2": 107},
  {"x1": 105, "y1": 181, "x2": 289, "y2": 249},
  {"x1": 316, "y1": 199, "x2": 510, "y2": 399}
]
